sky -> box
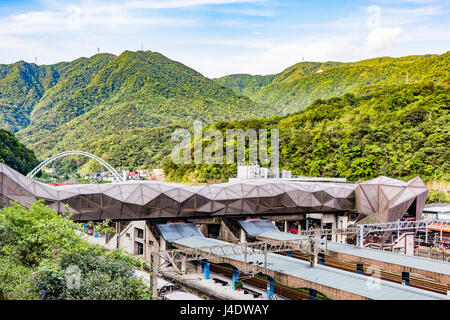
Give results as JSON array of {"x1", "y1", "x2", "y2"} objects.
[{"x1": 0, "y1": 0, "x2": 449, "y2": 78}]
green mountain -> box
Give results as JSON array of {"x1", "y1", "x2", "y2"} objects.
[
  {"x1": 0, "y1": 61, "x2": 59, "y2": 132},
  {"x1": 0, "y1": 51, "x2": 273, "y2": 165},
  {"x1": 215, "y1": 52, "x2": 449, "y2": 114},
  {"x1": 0, "y1": 51, "x2": 448, "y2": 178},
  {"x1": 214, "y1": 73, "x2": 277, "y2": 97},
  {"x1": 164, "y1": 82, "x2": 450, "y2": 183},
  {"x1": 0, "y1": 129, "x2": 38, "y2": 175}
]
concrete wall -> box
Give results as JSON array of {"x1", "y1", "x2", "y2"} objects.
[
  {"x1": 114, "y1": 220, "x2": 156, "y2": 261},
  {"x1": 219, "y1": 220, "x2": 239, "y2": 243}
]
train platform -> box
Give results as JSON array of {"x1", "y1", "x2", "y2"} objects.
[
  {"x1": 161, "y1": 271, "x2": 262, "y2": 300},
  {"x1": 172, "y1": 236, "x2": 450, "y2": 300},
  {"x1": 239, "y1": 218, "x2": 450, "y2": 284}
]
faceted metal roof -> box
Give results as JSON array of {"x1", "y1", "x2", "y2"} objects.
[
  {"x1": 355, "y1": 176, "x2": 428, "y2": 224},
  {"x1": 0, "y1": 163, "x2": 428, "y2": 223}
]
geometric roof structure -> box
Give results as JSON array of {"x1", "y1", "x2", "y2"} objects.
[
  {"x1": 355, "y1": 176, "x2": 428, "y2": 224},
  {"x1": 0, "y1": 163, "x2": 427, "y2": 223}
]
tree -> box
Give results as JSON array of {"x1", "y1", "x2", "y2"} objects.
[{"x1": 0, "y1": 201, "x2": 150, "y2": 300}]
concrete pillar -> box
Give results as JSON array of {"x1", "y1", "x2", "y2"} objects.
[
  {"x1": 338, "y1": 216, "x2": 348, "y2": 243},
  {"x1": 331, "y1": 219, "x2": 337, "y2": 243},
  {"x1": 204, "y1": 261, "x2": 210, "y2": 280},
  {"x1": 160, "y1": 237, "x2": 167, "y2": 251},
  {"x1": 232, "y1": 267, "x2": 239, "y2": 290},
  {"x1": 309, "y1": 288, "x2": 317, "y2": 300},
  {"x1": 402, "y1": 272, "x2": 410, "y2": 286},
  {"x1": 356, "y1": 263, "x2": 364, "y2": 274},
  {"x1": 318, "y1": 253, "x2": 325, "y2": 265},
  {"x1": 284, "y1": 221, "x2": 288, "y2": 233},
  {"x1": 267, "y1": 276, "x2": 274, "y2": 300},
  {"x1": 181, "y1": 257, "x2": 186, "y2": 275},
  {"x1": 240, "y1": 228, "x2": 247, "y2": 243}
]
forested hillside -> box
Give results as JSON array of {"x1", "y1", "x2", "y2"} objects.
[
  {"x1": 214, "y1": 73, "x2": 277, "y2": 97},
  {"x1": 163, "y1": 82, "x2": 449, "y2": 183},
  {"x1": 0, "y1": 129, "x2": 38, "y2": 175},
  {"x1": 0, "y1": 61, "x2": 59, "y2": 132},
  {"x1": 0, "y1": 51, "x2": 272, "y2": 163},
  {"x1": 216, "y1": 52, "x2": 449, "y2": 115},
  {"x1": 0, "y1": 51, "x2": 448, "y2": 180}
]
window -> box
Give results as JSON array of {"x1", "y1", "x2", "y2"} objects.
[
  {"x1": 135, "y1": 227, "x2": 144, "y2": 239},
  {"x1": 148, "y1": 240, "x2": 154, "y2": 246},
  {"x1": 126, "y1": 233, "x2": 131, "y2": 239},
  {"x1": 134, "y1": 241, "x2": 144, "y2": 255}
]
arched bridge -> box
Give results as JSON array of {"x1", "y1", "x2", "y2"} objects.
[{"x1": 26, "y1": 150, "x2": 125, "y2": 182}]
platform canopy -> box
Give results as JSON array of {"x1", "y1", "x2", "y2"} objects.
[{"x1": 0, "y1": 163, "x2": 427, "y2": 223}]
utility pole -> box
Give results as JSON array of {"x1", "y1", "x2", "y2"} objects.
[
  {"x1": 356, "y1": 224, "x2": 364, "y2": 247},
  {"x1": 309, "y1": 237, "x2": 318, "y2": 267},
  {"x1": 264, "y1": 242, "x2": 267, "y2": 274},
  {"x1": 151, "y1": 252, "x2": 159, "y2": 300}
]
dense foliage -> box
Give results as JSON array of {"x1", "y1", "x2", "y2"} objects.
[
  {"x1": 0, "y1": 50, "x2": 448, "y2": 184},
  {"x1": 0, "y1": 51, "x2": 271, "y2": 159},
  {"x1": 0, "y1": 129, "x2": 38, "y2": 174},
  {"x1": 164, "y1": 82, "x2": 449, "y2": 183},
  {"x1": 426, "y1": 189, "x2": 450, "y2": 204},
  {"x1": 0, "y1": 201, "x2": 149, "y2": 300},
  {"x1": 216, "y1": 52, "x2": 449, "y2": 115},
  {"x1": 214, "y1": 73, "x2": 276, "y2": 97}
]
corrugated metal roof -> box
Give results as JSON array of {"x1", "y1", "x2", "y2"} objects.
[
  {"x1": 257, "y1": 230, "x2": 308, "y2": 241},
  {"x1": 156, "y1": 223, "x2": 204, "y2": 242},
  {"x1": 257, "y1": 229, "x2": 450, "y2": 276},
  {"x1": 423, "y1": 206, "x2": 450, "y2": 214},
  {"x1": 321, "y1": 242, "x2": 450, "y2": 276},
  {"x1": 173, "y1": 236, "x2": 449, "y2": 300},
  {"x1": 238, "y1": 219, "x2": 279, "y2": 237}
]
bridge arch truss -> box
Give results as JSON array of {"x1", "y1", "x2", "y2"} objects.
[{"x1": 26, "y1": 150, "x2": 125, "y2": 182}]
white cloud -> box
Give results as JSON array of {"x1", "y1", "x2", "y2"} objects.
[
  {"x1": 127, "y1": 0, "x2": 262, "y2": 9},
  {"x1": 0, "y1": 0, "x2": 447, "y2": 78},
  {"x1": 365, "y1": 27, "x2": 403, "y2": 52},
  {"x1": 380, "y1": 5, "x2": 447, "y2": 26},
  {"x1": 0, "y1": 4, "x2": 196, "y2": 35}
]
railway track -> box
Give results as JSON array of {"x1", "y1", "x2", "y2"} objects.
[
  {"x1": 291, "y1": 251, "x2": 448, "y2": 295},
  {"x1": 207, "y1": 250, "x2": 448, "y2": 300},
  {"x1": 209, "y1": 264, "x2": 328, "y2": 300}
]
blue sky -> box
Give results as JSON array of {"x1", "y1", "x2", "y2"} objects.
[{"x1": 0, "y1": 0, "x2": 449, "y2": 77}]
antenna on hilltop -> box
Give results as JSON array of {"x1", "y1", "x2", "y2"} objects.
[
  {"x1": 302, "y1": 56, "x2": 304, "y2": 62},
  {"x1": 97, "y1": 47, "x2": 100, "y2": 54},
  {"x1": 34, "y1": 57, "x2": 37, "y2": 64},
  {"x1": 141, "y1": 43, "x2": 144, "y2": 51}
]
